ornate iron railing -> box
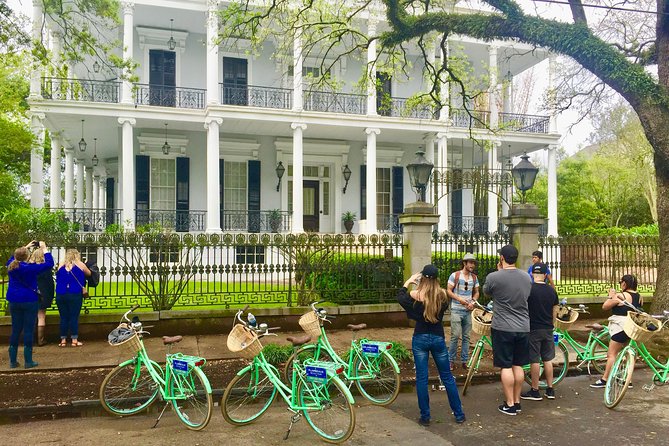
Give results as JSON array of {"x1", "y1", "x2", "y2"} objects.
[
  {"x1": 221, "y1": 210, "x2": 292, "y2": 233},
  {"x1": 304, "y1": 90, "x2": 366, "y2": 114},
  {"x1": 388, "y1": 97, "x2": 436, "y2": 119},
  {"x1": 134, "y1": 84, "x2": 206, "y2": 109},
  {"x1": 450, "y1": 108, "x2": 491, "y2": 129},
  {"x1": 500, "y1": 112, "x2": 550, "y2": 134},
  {"x1": 220, "y1": 84, "x2": 292, "y2": 109},
  {"x1": 41, "y1": 77, "x2": 120, "y2": 103},
  {"x1": 449, "y1": 216, "x2": 490, "y2": 235},
  {"x1": 378, "y1": 213, "x2": 401, "y2": 233},
  {"x1": 135, "y1": 209, "x2": 206, "y2": 232},
  {"x1": 433, "y1": 167, "x2": 514, "y2": 192},
  {"x1": 59, "y1": 208, "x2": 122, "y2": 232}
]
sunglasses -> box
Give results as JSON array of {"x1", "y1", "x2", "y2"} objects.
[{"x1": 464, "y1": 281, "x2": 469, "y2": 291}]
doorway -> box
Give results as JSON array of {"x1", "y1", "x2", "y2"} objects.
[{"x1": 303, "y1": 180, "x2": 320, "y2": 231}]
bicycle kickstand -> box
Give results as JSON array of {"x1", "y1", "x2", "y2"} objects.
[
  {"x1": 152, "y1": 401, "x2": 170, "y2": 429},
  {"x1": 284, "y1": 412, "x2": 302, "y2": 440}
]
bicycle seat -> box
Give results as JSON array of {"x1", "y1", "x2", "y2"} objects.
[
  {"x1": 286, "y1": 334, "x2": 311, "y2": 346},
  {"x1": 585, "y1": 323, "x2": 604, "y2": 332},
  {"x1": 347, "y1": 323, "x2": 367, "y2": 331},
  {"x1": 162, "y1": 335, "x2": 183, "y2": 345}
]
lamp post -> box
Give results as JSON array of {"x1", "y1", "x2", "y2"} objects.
[
  {"x1": 342, "y1": 164, "x2": 351, "y2": 194},
  {"x1": 406, "y1": 150, "x2": 434, "y2": 202},
  {"x1": 275, "y1": 161, "x2": 285, "y2": 191},
  {"x1": 511, "y1": 153, "x2": 539, "y2": 203}
]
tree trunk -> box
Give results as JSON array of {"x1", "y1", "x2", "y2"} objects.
[{"x1": 652, "y1": 151, "x2": 669, "y2": 313}]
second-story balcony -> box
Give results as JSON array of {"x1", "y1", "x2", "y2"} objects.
[
  {"x1": 220, "y1": 83, "x2": 292, "y2": 109},
  {"x1": 134, "y1": 84, "x2": 206, "y2": 109},
  {"x1": 42, "y1": 77, "x2": 121, "y2": 103}
]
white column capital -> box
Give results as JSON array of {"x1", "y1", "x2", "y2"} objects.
[
  {"x1": 118, "y1": 117, "x2": 136, "y2": 126},
  {"x1": 367, "y1": 18, "x2": 379, "y2": 35},
  {"x1": 30, "y1": 112, "x2": 46, "y2": 126},
  {"x1": 488, "y1": 43, "x2": 499, "y2": 53},
  {"x1": 436, "y1": 132, "x2": 449, "y2": 140},
  {"x1": 121, "y1": 1, "x2": 135, "y2": 14},
  {"x1": 365, "y1": 127, "x2": 380, "y2": 135},
  {"x1": 291, "y1": 122, "x2": 307, "y2": 131},
  {"x1": 204, "y1": 117, "x2": 223, "y2": 129}
]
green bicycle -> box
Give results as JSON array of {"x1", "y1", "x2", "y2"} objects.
[
  {"x1": 100, "y1": 305, "x2": 214, "y2": 430},
  {"x1": 283, "y1": 301, "x2": 401, "y2": 406},
  {"x1": 221, "y1": 306, "x2": 356, "y2": 444},
  {"x1": 604, "y1": 302, "x2": 668, "y2": 409}
]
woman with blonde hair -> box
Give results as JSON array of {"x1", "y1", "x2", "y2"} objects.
[
  {"x1": 55, "y1": 249, "x2": 91, "y2": 347},
  {"x1": 28, "y1": 248, "x2": 55, "y2": 346},
  {"x1": 397, "y1": 264, "x2": 465, "y2": 426},
  {"x1": 6, "y1": 241, "x2": 54, "y2": 368}
]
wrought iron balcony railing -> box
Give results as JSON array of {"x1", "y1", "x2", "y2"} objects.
[
  {"x1": 387, "y1": 97, "x2": 437, "y2": 119},
  {"x1": 450, "y1": 108, "x2": 491, "y2": 129},
  {"x1": 136, "y1": 209, "x2": 206, "y2": 232},
  {"x1": 221, "y1": 210, "x2": 292, "y2": 233},
  {"x1": 450, "y1": 216, "x2": 490, "y2": 235},
  {"x1": 220, "y1": 84, "x2": 292, "y2": 109},
  {"x1": 41, "y1": 77, "x2": 120, "y2": 103},
  {"x1": 304, "y1": 90, "x2": 367, "y2": 114},
  {"x1": 433, "y1": 167, "x2": 514, "y2": 191},
  {"x1": 60, "y1": 208, "x2": 122, "y2": 232},
  {"x1": 134, "y1": 84, "x2": 206, "y2": 109},
  {"x1": 500, "y1": 112, "x2": 550, "y2": 133}
]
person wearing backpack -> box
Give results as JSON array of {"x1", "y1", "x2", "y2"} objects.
[{"x1": 446, "y1": 253, "x2": 480, "y2": 370}]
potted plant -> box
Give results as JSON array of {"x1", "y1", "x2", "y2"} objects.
[
  {"x1": 342, "y1": 211, "x2": 356, "y2": 234},
  {"x1": 268, "y1": 209, "x2": 282, "y2": 233}
]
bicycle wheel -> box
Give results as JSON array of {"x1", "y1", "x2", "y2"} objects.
[
  {"x1": 298, "y1": 375, "x2": 355, "y2": 444},
  {"x1": 100, "y1": 359, "x2": 160, "y2": 416},
  {"x1": 284, "y1": 344, "x2": 335, "y2": 383},
  {"x1": 589, "y1": 330, "x2": 609, "y2": 375},
  {"x1": 221, "y1": 365, "x2": 278, "y2": 425},
  {"x1": 524, "y1": 340, "x2": 569, "y2": 389},
  {"x1": 352, "y1": 350, "x2": 400, "y2": 405},
  {"x1": 168, "y1": 367, "x2": 213, "y2": 431},
  {"x1": 463, "y1": 341, "x2": 483, "y2": 396},
  {"x1": 604, "y1": 347, "x2": 635, "y2": 409}
]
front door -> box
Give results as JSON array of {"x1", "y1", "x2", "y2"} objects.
[{"x1": 303, "y1": 180, "x2": 319, "y2": 232}]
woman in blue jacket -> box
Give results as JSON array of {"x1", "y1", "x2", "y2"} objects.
[
  {"x1": 6, "y1": 241, "x2": 55, "y2": 368},
  {"x1": 55, "y1": 249, "x2": 91, "y2": 347}
]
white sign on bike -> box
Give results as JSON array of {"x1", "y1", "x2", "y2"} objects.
[{"x1": 305, "y1": 365, "x2": 327, "y2": 383}]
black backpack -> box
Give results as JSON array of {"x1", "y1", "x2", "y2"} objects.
[{"x1": 86, "y1": 260, "x2": 101, "y2": 288}]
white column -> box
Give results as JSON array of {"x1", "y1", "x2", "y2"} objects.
[
  {"x1": 502, "y1": 158, "x2": 512, "y2": 219},
  {"x1": 488, "y1": 44, "x2": 499, "y2": 128},
  {"x1": 292, "y1": 27, "x2": 303, "y2": 112},
  {"x1": 206, "y1": 1, "x2": 220, "y2": 105},
  {"x1": 29, "y1": 0, "x2": 44, "y2": 99},
  {"x1": 85, "y1": 166, "x2": 94, "y2": 209},
  {"x1": 50, "y1": 30, "x2": 63, "y2": 99},
  {"x1": 423, "y1": 134, "x2": 435, "y2": 205},
  {"x1": 365, "y1": 127, "x2": 380, "y2": 234},
  {"x1": 75, "y1": 159, "x2": 85, "y2": 208},
  {"x1": 121, "y1": 2, "x2": 135, "y2": 104},
  {"x1": 99, "y1": 175, "x2": 107, "y2": 209},
  {"x1": 366, "y1": 18, "x2": 378, "y2": 116},
  {"x1": 30, "y1": 113, "x2": 46, "y2": 208},
  {"x1": 205, "y1": 117, "x2": 222, "y2": 232},
  {"x1": 547, "y1": 145, "x2": 558, "y2": 236},
  {"x1": 548, "y1": 53, "x2": 558, "y2": 133},
  {"x1": 436, "y1": 132, "x2": 449, "y2": 231},
  {"x1": 487, "y1": 142, "x2": 500, "y2": 233},
  {"x1": 291, "y1": 123, "x2": 307, "y2": 233},
  {"x1": 461, "y1": 149, "x2": 474, "y2": 221},
  {"x1": 118, "y1": 117, "x2": 136, "y2": 228},
  {"x1": 439, "y1": 36, "x2": 450, "y2": 122},
  {"x1": 92, "y1": 174, "x2": 100, "y2": 209},
  {"x1": 503, "y1": 71, "x2": 513, "y2": 113},
  {"x1": 64, "y1": 147, "x2": 75, "y2": 208},
  {"x1": 50, "y1": 132, "x2": 62, "y2": 208}
]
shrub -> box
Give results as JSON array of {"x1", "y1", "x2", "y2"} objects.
[
  {"x1": 387, "y1": 342, "x2": 412, "y2": 362},
  {"x1": 261, "y1": 343, "x2": 294, "y2": 365}
]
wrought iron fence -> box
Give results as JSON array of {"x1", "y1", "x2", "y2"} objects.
[
  {"x1": 304, "y1": 90, "x2": 366, "y2": 114},
  {"x1": 0, "y1": 233, "x2": 405, "y2": 312},
  {"x1": 539, "y1": 235, "x2": 658, "y2": 297},
  {"x1": 135, "y1": 209, "x2": 206, "y2": 232},
  {"x1": 449, "y1": 216, "x2": 490, "y2": 235},
  {"x1": 450, "y1": 108, "x2": 491, "y2": 129},
  {"x1": 41, "y1": 77, "x2": 120, "y2": 103},
  {"x1": 134, "y1": 84, "x2": 206, "y2": 109},
  {"x1": 220, "y1": 84, "x2": 292, "y2": 109},
  {"x1": 388, "y1": 97, "x2": 436, "y2": 119},
  {"x1": 60, "y1": 208, "x2": 122, "y2": 232},
  {"x1": 221, "y1": 210, "x2": 292, "y2": 233},
  {"x1": 500, "y1": 112, "x2": 550, "y2": 133}
]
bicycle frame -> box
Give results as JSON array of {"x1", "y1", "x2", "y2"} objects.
[
  {"x1": 557, "y1": 327, "x2": 609, "y2": 362},
  {"x1": 629, "y1": 340, "x2": 669, "y2": 383}
]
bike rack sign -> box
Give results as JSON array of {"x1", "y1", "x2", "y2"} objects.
[
  {"x1": 305, "y1": 365, "x2": 328, "y2": 384},
  {"x1": 172, "y1": 359, "x2": 189, "y2": 375},
  {"x1": 361, "y1": 343, "x2": 380, "y2": 357}
]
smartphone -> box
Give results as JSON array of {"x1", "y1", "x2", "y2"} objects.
[{"x1": 31, "y1": 241, "x2": 40, "y2": 248}]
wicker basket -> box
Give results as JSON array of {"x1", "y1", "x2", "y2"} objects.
[
  {"x1": 299, "y1": 311, "x2": 322, "y2": 340},
  {"x1": 623, "y1": 312, "x2": 663, "y2": 343},
  {"x1": 472, "y1": 308, "x2": 492, "y2": 336},
  {"x1": 554, "y1": 309, "x2": 579, "y2": 330},
  {"x1": 110, "y1": 332, "x2": 143, "y2": 356},
  {"x1": 227, "y1": 324, "x2": 263, "y2": 359}
]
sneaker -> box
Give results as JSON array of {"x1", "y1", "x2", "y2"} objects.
[
  {"x1": 498, "y1": 403, "x2": 517, "y2": 416},
  {"x1": 455, "y1": 415, "x2": 466, "y2": 424},
  {"x1": 628, "y1": 382, "x2": 633, "y2": 389},
  {"x1": 590, "y1": 379, "x2": 606, "y2": 388},
  {"x1": 521, "y1": 388, "x2": 542, "y2": 401},
  {"x1": 418, "y1": 418, "x2": 430, "y2": 426},
  {"x1": 514, "y1": 403, "x2": 522, "y2": 413},
  {"x1": 545, "y1": 387, "x2": 555, "y2": 399}
]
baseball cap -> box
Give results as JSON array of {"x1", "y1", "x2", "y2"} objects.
[
  {"x1": 532, "y1": 262, "x2": 548, "y2": 274},
  {"x1": 421, "y1": 264, "x2": 439, "y2": 279},
  {"x1": 497, "y1": 245, "x2": 519, "y2": 264}
]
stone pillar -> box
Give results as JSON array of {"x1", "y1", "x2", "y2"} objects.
[
  {"x1": 121, "y1": 2, "x2": 135, "y2": 105},
  {"x1": 75, "y1": 159, "x2": 85, "y2": 208},
  {"x1": 64, "y1": 147, "x2": 75, "y2": 208},
  {"x1": 85, "y1": 166, "x2": 94, "y2": 209},
  {"x1": 365, "y1": 127, "x2": 380, "y2": 233},
  {"x1": 436, "y1": 132, "x2": 449, "y2": 232},
  {"x1": 29, "y1": 0, "x2": 44, "y2": 99},
  {"x1": 501, "y1": 204, "x2": 547, "y2": 272},
  {"x1": 547, "y1": 145, "x2": 558, "y2": 236},
  {"x1": 205, "y1": 117, "x2": 223, "y2": 232},
  {"x1": 30, "y1": 113, "x2": 46, "y2": 208},
  {"x1": 50, "y1": 132, "x2": 62, "y2": 208},
  {"x1": 292, "y1": 27, "x2": 303, "y2": 112},
  {"x1": 487, "y1": 142, "x2": 500, "y2": 233},
  {"x1": 291, "y1": 122, "x2": 307, "y2": 233},
  {"x1": 400, "y1": 202, "x2": 440, "y2": 278},
  {"x1": 366, "y1": 18, "x2": 378, "y2": 116},
  {"x1": 118, "y1": 117, "x2": 136, "y2": 228},
  {"x1": 206, "y1": 0, "x2": 220, "y2": 105}
]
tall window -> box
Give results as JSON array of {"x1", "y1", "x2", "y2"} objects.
[
  {"x1": 150, "y1": 158, "x2": 176, "y2": 210},
  {"x1": 224, "y1": 161, "x2": 247, "y2": 211},
  {"x1": 377, "y1": 167, "x2": 391, "y2": 224}
]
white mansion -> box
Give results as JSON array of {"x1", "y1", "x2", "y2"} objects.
[{"x1": 27, "y1": 0, "x2": 560, "y2": 236}]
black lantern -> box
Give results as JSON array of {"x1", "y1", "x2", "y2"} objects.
[
  {"x1": 275, "y1": 161, "x2": 285, "y2": 191},
  {"x1": 406, "y1": 150, "x2": 434, "y2": 202},
  {"x1": 93, "y1": 60, "x2": 100, "y2": 73},
  {"x1": 342, "y1": 164, "x2": 351, "y2": 194},
  {"x1": 511, "y1": 153, "x2": 539, "y2": 203},
  {"x1": 78, "y1": 119, "x2": 87, "y2": 152},
  {"x1": 162, "y1": 123, "x2": 171, "y2": 155},
  {"x1": 91, "y1": 137, "x2": 99, "y2": 166},
  {"x1": 167, "y1": 19, "x2": 176, "y2": 50}
]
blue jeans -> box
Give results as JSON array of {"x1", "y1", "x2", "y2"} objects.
[
  {"x1": 412, "y1": 334, "x2": 465, "y2": 421},
  {"x1": 449, "y1": 308, "x2": 472, "y2": 363},
  {"x1": 9, "y1": 301, "x2": 39, "y2": 348},
  {"x1": 56, "y1": 293, "x2": 83, "y2": 339}
]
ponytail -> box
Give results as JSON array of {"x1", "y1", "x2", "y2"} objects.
[{"x1": 8, "y1": 247, "x2": 29, "y2": 271}]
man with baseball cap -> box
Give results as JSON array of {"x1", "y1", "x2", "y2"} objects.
[
  {"x1": 483, "y1": 244, "x2": 532, "y2": 416},
  {"x1": 447, "y1": 253, "x2": 479, "y2": 370}
]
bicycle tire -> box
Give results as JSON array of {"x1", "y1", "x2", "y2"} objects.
[
  {"x1": 589, "y1": 330, "x2": 609, "y2": 375},
  {"x1": 168, "y1": 367, "x2": 213, "y2": 431},
  {"x1": 298, "y1": 375, "x2": 356, "y2": 444},
  {"x1": 284, "y1": 344, "x2": 334, "y2": 383},
  {"x1": 523, "y1": 340, "x2": 569, "y2": 389},
  {"x1": 604, "y1": 347, "x2": 635, "y2": 409},
  {"x1": 221, "y1": 365, "x2": 277, "y2": 425},
  {"x1": 463, "y1": 341, "x2": 483, "y2": 396},
  {"x1": 99, "y1": 359, "x2": 160, "y2": 416},
  {"x1": 352, "y1": 350, "x2": 400, "y2": 406}
]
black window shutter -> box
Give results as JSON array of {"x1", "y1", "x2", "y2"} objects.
[
  {"x1": 360, "y1": 165, "x2": 366, "y2": 220},
  {"x1": 135, "y1": 155, "x2": 150, "y2": 227},
  {"x1": 105, "y1": 177, "x2": 115, "y2": 227},
  {"x1": 176, "y1": 157, "x2": 190, "y2": 232},
  {"x1": 219, "y1": 158, "x2": 225, "y2": 231},
  {"x1": 392, "y1": 166, "x2": 404, "y2": 215},
  {"x1": 248, "y1": 160, "x2": 261, "y2": 232}
]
